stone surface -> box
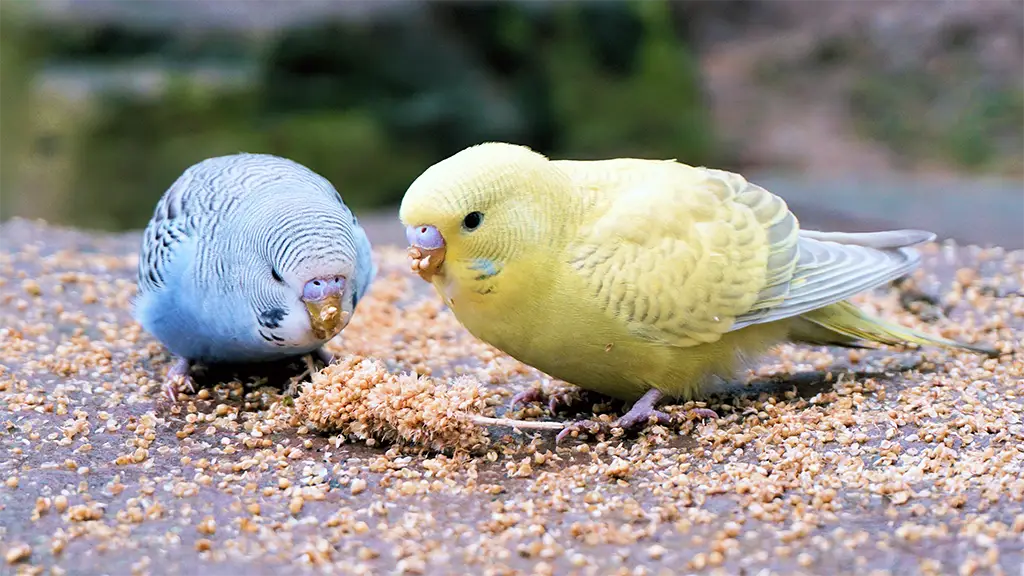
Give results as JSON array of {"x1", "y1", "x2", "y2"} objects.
[{"x1": 1, "y1": 219, "x2": 1022, "y2": 576}]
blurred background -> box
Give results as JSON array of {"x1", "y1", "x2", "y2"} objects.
[{"x1": 1, "y1": 0, "x2": 1022, "y2": 247}]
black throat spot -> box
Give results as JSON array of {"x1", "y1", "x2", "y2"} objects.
[{"x1": 258, "y1": 307, "x2": 287, "y2": 329}]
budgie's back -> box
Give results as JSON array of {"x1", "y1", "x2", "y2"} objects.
[{"x1": 532, "y1": 157, "x2": 997, "y2": 398}]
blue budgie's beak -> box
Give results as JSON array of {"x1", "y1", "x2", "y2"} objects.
[
  {"x1": 406, "y1": 225, "x2": 446, "y2": 282},
  {"x1": 302, "y1": 276, "x2": 347, "y2": 340}
]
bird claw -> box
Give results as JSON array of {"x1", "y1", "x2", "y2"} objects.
[
  {"x1": 163, "y1": 356, "x2": 196, "y2": 403},
  {"x1": 555, "y1": 406, "x2": 718, "y2": 444},
  {"x1": 555, "y1": 419, "x2": 608, "y2": 443},
  {"x1": 615, "y1": 408, "x2": 674, "y2": 430},
  {"x1": 556, "y1": 408, "x2": 671, "y2": 443},
  {"x1": 508, "y1": 386, "x2": 585, "y2": 414},
  {"x1": 547, "y1": 391, "x2": 580, "y2": 414},
  {"x1": 315, "y1": 347, "x2": 335, "y2": 366},
  {"x1": 508, "y1": 387, "x2": 545, "y2": 410},
  {"x1": 683, "y1": 407, "x2": 719, "y2": 421},
  {"x1": 163, "y1": 375, "x2": 197, "y2": 402}
]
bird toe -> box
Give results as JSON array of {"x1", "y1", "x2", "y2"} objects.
[
  {"x1": 615, "y1": 408, "x2": 673, "y2": 430},
  {"x1": 682, "y1": 407, "x2": 718, "y2": 421},
  {"x1": 508, "y1": 387, "x2": 545, "y2": 411},
  {"x1": 555, "y1": 419, "x2": 607, "y2": 443}
]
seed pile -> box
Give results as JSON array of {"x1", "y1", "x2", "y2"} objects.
[
  {"x1": 0, "y1": 219, "x2": 1022, "y2": 576},
  {"x1": 295, "y1": 355, "x2": 493, "y2": 453}
]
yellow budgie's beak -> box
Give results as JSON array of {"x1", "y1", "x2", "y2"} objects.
[{"x1": 405, "y1": 225, "x2": 446, "y2": 282}]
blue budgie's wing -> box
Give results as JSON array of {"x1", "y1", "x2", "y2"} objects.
[
  {"x1": 138, "y1": 214, "x2": 191, "y2": 294},
  {"x1": 137, "y1": 162, "x2": 234, "y2": 295},
  {"x1": 349, "y1": 216, "x2": 377, "y2": 309}
]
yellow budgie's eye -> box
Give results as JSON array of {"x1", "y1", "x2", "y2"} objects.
[{"x1": 462, "y1": 211, "x2": 484, "y2": 231}]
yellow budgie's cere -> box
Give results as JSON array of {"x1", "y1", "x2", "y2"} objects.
[{"x1": 399, "y1": 142, "x2": 1000, "y2": 442}]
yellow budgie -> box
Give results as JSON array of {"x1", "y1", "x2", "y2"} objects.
[{"x1": 399, "y1": 142, "x2": 998, "y2": 442}]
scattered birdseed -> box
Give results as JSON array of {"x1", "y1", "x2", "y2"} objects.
[
  {"x1": 350, "y1": 478, "x2": 367, "y2": 495},
  {"x1": 1, "y1": 221, "x2": 1022, "y2": 575},
  {"x1": 4, "y1": 544, "x2": 31, "y2": 564},
  {"x1": 295, "y1": 355, "x2": 493, "y2": 453}
]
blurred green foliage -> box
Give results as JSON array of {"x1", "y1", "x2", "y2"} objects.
[
  {"x1": 66, "y1": 80, "x2": 434, "y2": 230},
  {"x1": 10, "y1": 0, "x2": 718, "y2": 231},
  {"x1": 747, "y1": 23, "x2": 1024, "y2": 177},
  {"x1": 547, "y1": 1, "x2": 715, "y2": 163},
  {"x1": 0, "y1": 2, "x2": 42, "y2": 219},
  {"x1": 65, "y1": 81, "x2": 262, "y2": 229},
  {"x1": 849, "y1": 70, "x2": 1024, "y2": 172},
  {"x1": 37, "y1": 21, "x2": 255, "y2": 64}
]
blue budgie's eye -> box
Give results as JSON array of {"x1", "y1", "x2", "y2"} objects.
[{"x1": 271, "y1": 267, "x2": 284, "y2": 283}]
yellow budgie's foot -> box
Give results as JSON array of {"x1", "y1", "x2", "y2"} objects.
[
  {"x1": 681, "y1": 407, "x2": 718, "y2": 421},
  {"x1": 554, "y1": 389, "x2": 718, "y2": 443},
  {"x1": 508, "y1": 387, "x2": 547, "y2": 410},
  {"x1": 508, "y1": 385, "x2": 602, "y2": 414}
]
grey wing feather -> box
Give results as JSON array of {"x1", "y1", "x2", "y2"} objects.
[
  {"x1": 729, "y1": 229, "x2": 934, "y2": 330},
  {"x1": 797, "y1": 229, "x2": 936, "y2": 249}
]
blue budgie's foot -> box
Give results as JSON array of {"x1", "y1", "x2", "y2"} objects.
[
  {"x1": 555, "y1": 389, "x2": 718, "y2": 443},
  {"x1": 164, "y1": 356, "x2": 196, "y2": 402},
  {"x1": 285, "y1": 349, "x2": 334, "y2": 397},
  {"x1": 314, "y1": 347, "x2": 335, "y2": 366}
]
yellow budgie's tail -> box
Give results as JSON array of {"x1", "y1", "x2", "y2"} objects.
[{"x1": 792, "y1": 300, "x2": 1000, "y2": 358}]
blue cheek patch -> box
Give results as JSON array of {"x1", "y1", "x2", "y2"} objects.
[{"x1": 468, "y1": 258, "x2": 502, "y2": 281}]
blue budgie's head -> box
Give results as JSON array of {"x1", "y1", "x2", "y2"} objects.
[{"x1": 228, "y1": 159, "x2": 371, "y2": 352}]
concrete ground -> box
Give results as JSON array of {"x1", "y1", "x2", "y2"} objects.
[{"x1": 0, "y1": 218, "x2": 1022, "y2": 576}]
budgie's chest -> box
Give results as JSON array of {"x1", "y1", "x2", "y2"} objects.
[
  {"x1": 135, "y1": 240, "x2": 324, "y2": 363},
  {"x1": 434, "y1": 258, "x2": 670, "y2": 401}
]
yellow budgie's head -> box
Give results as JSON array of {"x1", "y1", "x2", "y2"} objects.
[{"x1": 399, "y1": 142, "x2": 572, "y2": 292}]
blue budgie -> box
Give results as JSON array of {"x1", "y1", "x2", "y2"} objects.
[{"x1": 134, "y1": 153, "x2": 377, "y2": 401}]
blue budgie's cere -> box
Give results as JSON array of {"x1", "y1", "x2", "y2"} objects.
[{"x1": 134, "y1": 153, "x2": 377, "y2": 401}]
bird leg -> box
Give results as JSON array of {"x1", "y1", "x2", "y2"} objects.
[
  {"x1": 164, "y1": 356, "x2": 196, "y2": 402},
  {"x1": 286, "y1": 348, "x2": 336, "y2": 397},
  {"x1": 613, "y1": 388, "x2": 674, "y2": 429},
  {"x1": 555, "y1": 388, "x2": 718, "y2": 443},
  {"x1": 314, "y1": 347, "x2": 335, "y2": 366}
]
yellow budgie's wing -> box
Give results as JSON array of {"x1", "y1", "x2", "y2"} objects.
[
  {"x1": 567, "y1": 164, "x2": 801, "y2": 347},
  {"x1": 728, "y1": 228, "x2": 935, "y2": 330}
]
